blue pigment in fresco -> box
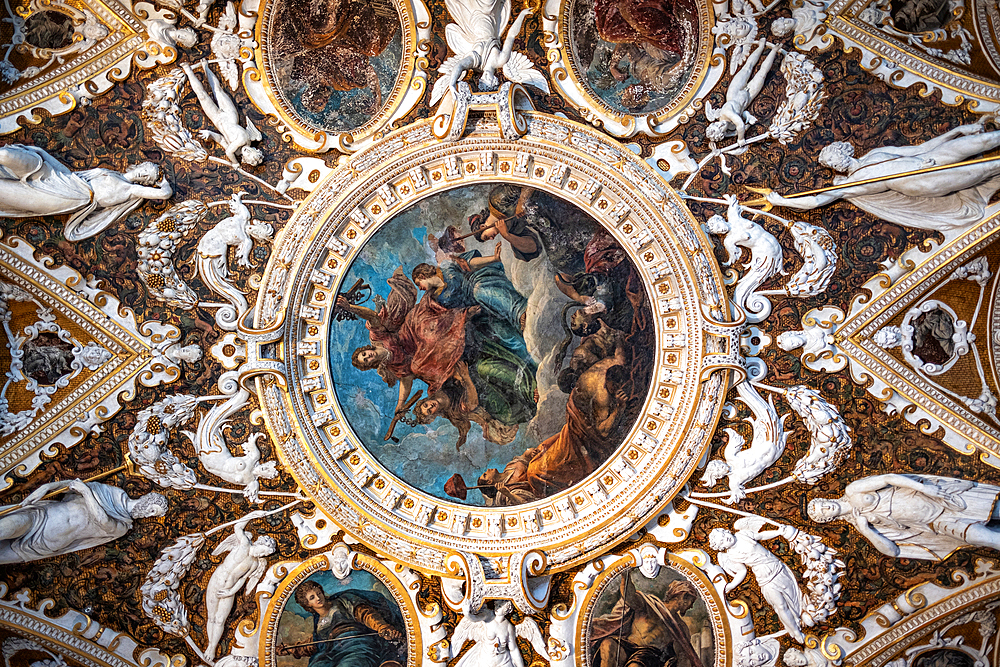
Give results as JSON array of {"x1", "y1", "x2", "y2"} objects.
[
  {"x1": 276, "y1": 569, "x2": 406, "y2": 667},
  {"x1": 329, "y1": 184, "x2": 655, "y2": 506}
]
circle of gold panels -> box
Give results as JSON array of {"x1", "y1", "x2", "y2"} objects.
[{"x1": 255, "y1": 113, "x2": 731, "y2": 574}]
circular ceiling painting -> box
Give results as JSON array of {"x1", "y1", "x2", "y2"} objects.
[{"x1": 255, "y1": 114, "x2": 735, "y2": 574}]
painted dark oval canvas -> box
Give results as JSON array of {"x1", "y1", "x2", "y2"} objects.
[
  {"x1": 328, "y1": 183, "x2": 656, "y2": 506},
  {"x1": 570, "y1": 0, "x2": 701, "y2": 115},
  {"x1": 268, "y1": 0, "x2": 403, "y2": 133},
  {"x1": 587, "y1": 568, "x2": 716, "y2": 667}
]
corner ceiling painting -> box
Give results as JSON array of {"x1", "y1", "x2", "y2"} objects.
[{"x1": 5, "y1": 1, "x2": 1000, "y2": 667}]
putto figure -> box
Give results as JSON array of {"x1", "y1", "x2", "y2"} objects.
[
  {"x1": 808, "y1": 473, "x2": 1000, "y2": 560},
  {"x1": 181, "y1": 62, "x2": 264, "y2": 168},
  {"x1": 0, "y1": 144, "x2": 172, "y2": 241},
  {"x1": 0, "y1": 480, "x2": 167, "y2": 563},
  {"x1": 766, "y1": 119, "x2": 1000, "y2": 230}
]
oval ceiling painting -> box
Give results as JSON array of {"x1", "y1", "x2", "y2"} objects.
[
  {"x1": 330, "y1": 183, "x2": 655, "y2": 507},
  {"x1": 544, "y1": 0, "x2": 714, "y2": 136},
  {"x1": 256, "y1": 0, "x2": 430, "y2": 150}
]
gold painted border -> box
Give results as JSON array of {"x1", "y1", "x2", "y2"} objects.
[
  {"x1": 543, "y1": 0, "x2": 715, "y2": 136},
  {"x1": 253, "y1": 114, "x2": 732, "y2": 574},
  {"x1": 575, "y1": 551, "x2": 732, "y2": 667}
]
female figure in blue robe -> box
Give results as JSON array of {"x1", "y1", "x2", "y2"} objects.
[{"x1": 276, "y1": 581, "x2": 405, "y2": 667}]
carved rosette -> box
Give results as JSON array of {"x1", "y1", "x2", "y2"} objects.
[{"x1": 251, "y1": 113, "x2": 734, "y2": 575}]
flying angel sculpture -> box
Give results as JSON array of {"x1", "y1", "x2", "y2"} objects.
[
  {"x1": 450, "y1": 600, "x2": 559, "y2": 667},
  {"x1": 431, "y1": 0, "x2": 549, "y2": 106}
]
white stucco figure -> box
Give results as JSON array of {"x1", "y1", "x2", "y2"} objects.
[
  {"x1": 0, "y1": 145, "x2": 172, "y2": 241},
  {"x1": 701, "y1": 382, "x2": 789, "y2": 503},
  {"x1": 766, "y1": 120, "x2": 1000, "y2": 230},
  {"x1": 184, "y1": 430, "x2": 278, "y2": 503},
  {"x1": 0, "y1": 480, "x2": 167, "y2": 563},
  {"x1": 143, "y1": 17, "x2": 198, "y2": 51},
  {"x1": 197, "y1": 193, "x2": 273, "y2": 330},
  {"x1": 784, "y1": 646, "x2": 839, "y2": 667},
  {"x1": 451, "y1": 600, "x2": 554, "y2": 667},
  {"x1": 737, "y1": 638, "x2": 781, "y2": 667},
  {"x1": 705, "y1": 39, "x2": 781, "y2": 145},
  {"x1": 706, "y1": 195, "x2": 784, "y2": 322},
  {"x1": 181, "y1": 63, "x2": 263, "y2": 168},
  {"x1": 809, "y1": 474, "x2": 1000, "y2": 560},
  {"x1": 431, "y1": 0, "x2": 549, "y2": 105},
  {"x1": 776, "y1": 306, "x2": 846, "y2": 373},
  {"x1": 204, "y1": 511, "x2": 276, "y2": 660},
  {"x1": 709, "y1": 518, "x2": 806, "y2": 642}
]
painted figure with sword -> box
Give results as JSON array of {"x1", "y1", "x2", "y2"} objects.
[
  {"x1": 276, "y1": 579, "x2": 405, "y2": 667},
  {"x1": 755, "y1": 117, "x2": 1000, "y2": 231}
]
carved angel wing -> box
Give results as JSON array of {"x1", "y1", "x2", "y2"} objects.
[
  {"x1": 451, "y1": 607, "x2": 490, "y2": 658},
  {"x1": 515, "y1": 617, "x2": 551, "y2": 659},
  {"x1": 211, "y1": 531, "x2": 242, "y2": 557},
  {"x1": 431, "y1": 54, "x2": 469, "y2": 105},
  {"x1": 142, "y1": 68, "x2": 208, "y2": 163},
  {"x1": 218, "y1": 1, "x2": 237, "y2": 31},
  {"x1": 502, "y1": 51, "x2": 549, "y2": 93},
  {"x1": 243, "y1": 556, "x2": 268, "y2": 596},
  {"x1": 245, "y1": 117, "x2": 262, "y2": 142}
]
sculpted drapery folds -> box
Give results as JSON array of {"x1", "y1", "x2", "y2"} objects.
[
  {"x1": 0, "y1": 145, "x2": 172, "y2": 241},
  {"x1": 809, "y1": 474, "x2": 1000, "y2": 560}
]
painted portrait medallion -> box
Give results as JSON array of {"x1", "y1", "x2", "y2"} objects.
[
  {"x1": 330, "y1": 183, "x2": 655, "y2": 507},
  {"x1": 543, "y1": 0, "x2": 715, "y2": 136},
  {"x1": 586, "y1": 567, "x2": 715, "y2": 667},
  {"x1": 274, "y1": 569, "x2": 408, "y2": 667},
  {"x1": 254, "y1": 0, "x2": 430, "y2": 151}
]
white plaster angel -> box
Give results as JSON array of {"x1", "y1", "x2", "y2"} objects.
[
  {"x1": 181, "y1": 62, "x2": 263, "y2": 168},
  {"x1": 705, "y1": 38, "x2": 781, "y2": 146},
  {"x1": 0, "y1": 480, "x2": 167, "y2": 563},
  {"x1": 204, "y1": 511, "x2": 276, "y2": 661},
  {"x1": 705, "y1": 195, "x2": 784, "y2": 323},
  {"x1": 0, "y1": 145, "x2": 172, "y2": 241},
  {"x1": 451, "y1": 600, "x2": 553, "y2": 667},
  {"x1": 766, "y1": 119, "x2": 1000, "y2": 231},
  {"x1": 701, "y1": 382, "x2": 789, "y2": 503},
  {"x1": 197, "y1": 192, "x2": 273, "y2": 331},
  {"x1": 431, "y1": 0, "x2": 549, "y2": 105}
]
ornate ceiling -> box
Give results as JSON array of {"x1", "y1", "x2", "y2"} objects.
[{"x1": 1, "y1": 1, "x2": 1000, "y2": 667}]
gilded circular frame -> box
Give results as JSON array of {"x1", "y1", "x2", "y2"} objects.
[
  {"x1": 541, "y1": 0, "x2": 720, "y2": 137},
  {"x1": 253, "y1": 113, "x2": 733, "y2": 575}
]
